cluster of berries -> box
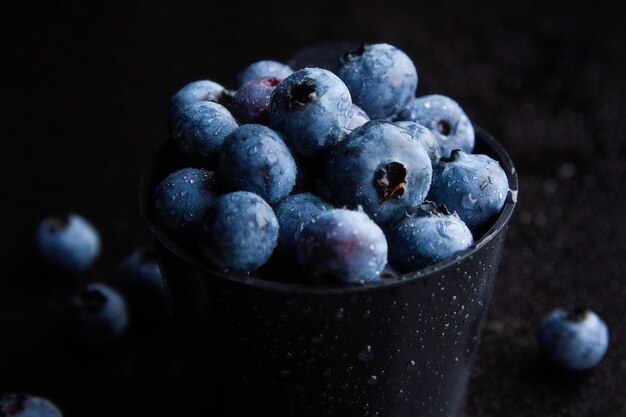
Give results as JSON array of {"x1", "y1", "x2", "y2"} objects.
[
  {"x1": 34, "y1": 213, "x2": 169, "y2": 343},
  {"x1": 153, "y1": 43, "x2": 510, "y2": 285}
]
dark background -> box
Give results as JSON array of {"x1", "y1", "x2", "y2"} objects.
[{"x1": 1, "y1": 1, "x2": 625, "y2": 416}]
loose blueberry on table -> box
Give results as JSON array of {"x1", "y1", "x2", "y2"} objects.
[
  {"x1": 111, "y1": 247, "x2": 170, "y2": 321},
  {"x1": 152, "y1": 42, "x2": 511, "y2": 284},
  {"x1": 70, "y1": 282, "x2": 129, "y2": 343},
  {"x1": 0, "y1": 393, "x2": 63, "y2": 417},
  {"x1": 35, "y1": 213, "x2": 101, "y2": 274},
  {"x1": 538, "y1": 307, "x2": 609, "y2": 371}
]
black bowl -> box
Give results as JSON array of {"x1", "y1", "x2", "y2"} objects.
[{"x1": 139, "y1": 127, "x2": 518, "y2": 417}]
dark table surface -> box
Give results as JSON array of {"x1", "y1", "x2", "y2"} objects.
[{"x1": 1, "y1": 1, "x2": 625, "y2": 416}]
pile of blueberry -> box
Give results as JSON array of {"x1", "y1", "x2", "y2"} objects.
[{"x1": 154, "y1": 42, "x2": 510, "y2": 284}]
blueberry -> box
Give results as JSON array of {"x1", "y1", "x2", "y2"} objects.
[
  {"x1": 238, "y1": 60, "x2": 294, "y2": 87},
  {"x1": 380, "y1": 262, "x2": 401, "y2": 280},
  {"x1": 395, "y1": 121, "x2": 441, "y2": 167},
  {"x1": 428, "y1": 150, "x2": 509, "y2": 230},
  {"x1": 231, "y1": 77, "x2": 282, "y2": 125},
  {"x1": 218, "y1": 124, "x2": 297, "y2": 204},
  {"x1": 0, "y1": 393, "x2": 62, "y2": 417},
  {"x1": 346, "y1": 103, "x2": 370, "y2": 130},
  {"x1": 168, "y1": 80, "x2": 226, "y2": 125},
  {"x1": 296, "y1": 208, "x2": 388, "y2": 284},
  {"x1": 274, "y1": 193, "x2": 333, "y2": 258},
  {"x1": 198, "y1": 191, "x2": 278, "y2": 273},
  {"x1": 397, "y1": 94, "x2": 474, "y2": 158},
  {"x1": 387, "y1": 202, "x2": 473, "y2": 271},
  {"x1": 151, "y1": 168, "x2": 217, "y2": 238},
  {"x1": 269, "y1": 67, "x2": 353, "y2": 156},
  {"x1": 71, "y1": 282, "x2": 129, "y2": 343},
  {"x1": 111, "y1": 247, "x2": 169, "y2": 320},
  {"x1": 326, "y1": 120, "x2": 432, "y2": 226},
  {"x1": 172, "y1": 101, "x2": 238, "y2": 168},
  {"x1": 35, "y1": 213, "x2": 100, "y2": 274},
  {"x1": 337, "y1": 43, "x2": 418, "y2": 119},
  {"x1": 538, "y1": 308, "x2": 609, "y2": 371}
]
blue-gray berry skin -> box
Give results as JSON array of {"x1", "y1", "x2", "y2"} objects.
[
  {"x1": 269, "y1": 67, "x2": 353, "y2": 156},
  {"x1": 387, "y1": 202, "x2": 473, "y2": 272},
  {"x1": 238, "y1": 60, "x2": 294, "y2": 87},
  {"x1": 346, "y1": 103, "x2": 370, "y2": 130},
  {"x1": 35, "y1": 213, "x2": 100, "y2": 274},
  {"x1": 337, "y1": 43, "x2": 418, "y2": 119},
  {"x1": 198, "y1": 191, "x2": 278, "y2": 273},
  {"x1": 538, "y1": 308, "x2": 609, "y2": 371},
  {"x1": 327, "y1": 120, "x2": 432, "y2": 226},
  {"x1": 71, "y1": 283, "x2": 129, "y2": 343},
  {"x1": 218, "y1": 124, "x2": 297, "y2": 204},
  {"x1": 428, "y1": 150, "x2": 509, "y2": 230},
  {"x1": 115, "y1": 247, "x2": 164, "y2": 294},
  {"x1": 151, "y1": 168, "x2": 217, "y2": 238},
  {"x1": 172, "y1": 101, "x2": 238, "y2": 168},
  {"x1": 296, "y1": 208, "x2": 388, "y2": 284},
  {"x1": 111, "y1": 247, "x2": 169, "y2": 320},
  {"x1": 0, "y1": 393, "x2": 62, "y2": 417},
  {"x1": 274, "y1": 193, "x2": 333, "y2": 258},
  {"x1": 397, "y1": 94, "x2": 474, "y2": 158},
  {"x1": 168, "y1": 80, "x2": 226, "y2": 125},
  {"x1": 395, "y1": 121, "x2": 441, "y2": 167},
  {"x1": 231, "y1": 77, "x2": 282, "y2": 125}
]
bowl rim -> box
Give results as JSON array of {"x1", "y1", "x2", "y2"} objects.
[{"x1": 139, "y1": 125, "x2": 518, "y2": 295}]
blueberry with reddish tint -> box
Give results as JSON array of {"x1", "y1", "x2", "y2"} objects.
[
  {"x1": 71, "y1": 282, "x2": 129, "y2": 343},
  {"x1": 297, "y1": 208, "x2": 387, "y2": 284},
  {"x1": 538, "y1": 308, "x2": 609, "y2": 371},
  {"x1": 151, "y1": 168, "x2": 217, "y2": 238},
  {"x1": 395, "y1": 121, "x2": 441, "y2": 167},
  {"x1": 111, "y1": 247, "x2": 169, "y2": 321},
  {"x1": 168, "y1": 80, "x2": 226, "y2": 125},
  {"x1": 274, "y1": 193, "x2": 332, "y2": 258},
  {"x1": 0, "y1": 393, "x2": 62, "y2": 417},
  {"x1": 238, "y1": 60, "x2": 293, "y2": 87},
  {"x1": 218, "y1": 124, "x2": 297, "y2": 204},
  {"x1": 428, "y1": 150, "x2": 509, "y2": 230},
  {"x1": 172, "y1": 101, "x2": 238, "y2": 168},
  {"x1": 35, "y1": 213, "x2": 100, "y2": 274},
  {"x1": 346, "y1": 103, "x2": 370, "y2": 130},
  {"x1": 327, "y1": 120, "x2": 432, "y2": 226},
  {"x1": 387, "y1": 202, "x2": 473, "y2": 272},
  {"x1": 231, "y1": 77, "x2": 282, "y2": 124},
  {"x1": 269, "y1": 67, "x2": 353, "y2": 155},
  {"x1": 337, "y1": 43, "x2": 418, "y2": 119},
  {"x1": 199, "y1": 191, "x2": 278, "y2": 273},
  {"x1": 397, "y1": 94, "x2": 474, "y2": 157}
]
